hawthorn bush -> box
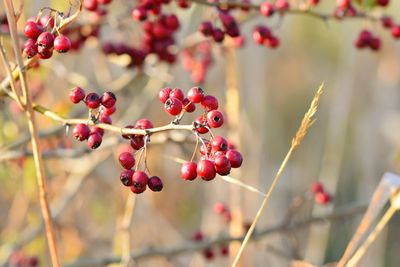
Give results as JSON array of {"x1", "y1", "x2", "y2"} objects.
[{"x1": 1, "y1": 0, "x2": 400, "y2": 267}]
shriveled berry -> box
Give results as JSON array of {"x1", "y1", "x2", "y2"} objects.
[
  {"x1": 181, "y1": 162, "x2": 198, "y2": 180},
  {"x1": 201, "y1": 95, "x2": 219, "y2": 111},
  {"x1": 212, "y1": 28, "x2": 225, "y2": 43},
  {"x1": 159, "y1": 87, "x2": 172, "y2": 103},
  {"x1": 182, "y1": 98, "x2": 196, "y2": 113},
  {"x1": 87, "y1": 132, "x2": 102, "y2": 149},
  {"x1": 100, "y1": 91, "x2": 116, "y2": 108},
  {"x1": 206, "y1": 110, "x2": 224, "y2": 128},
  {"x1": 226, "y1": 149, "x2": 243, "y2": 168},
  {"x1": 148, "y1": 176, "x2": 163, "y2": 191},
  {"x1": 73, "y1": 123, "x2": 90, "y2": 141},
  {"x1": 85, "y1": 92, "x2": 100, "y2": 109},
  {"x1": 164, "y1": 98, "x2": 183, "y2": 115},
  {"x1": 54, "y1": 35, "x2": 71, "y2": 53},
  {"x1": 187, "y1": 86, "x2": 204, "y2": 103},
  {"x1": 130, "y1": 135, "x2": 145, "y2": 150},
  {"x1": 264, "y1": 36, "x2": 280, "y2": 48},
  {"x1": 169, "y1": 88, "x2": 184, "y2": 101},
  {"x1": 211, "y1": 136, "x2": 228, "y2": 152},
  {"x1": 131, "y1": 171, "x2": 148, "y2": 194},
  {"x1": 275, "y1": 0, "x2": 289, "y2": 10},
  {"x1": 197, "y1": 159, "x2": 216, "y2": 181},
  {"x1": 37, "y1": 32, "x2": 55, "y2": 48},
  {"x1": 119, "y1": 152, "x2": 135, "y2": 169},
  {"x1": 135, "y1": 118, "x2": 153, "y2": 129},
  {"x1": 24, "y1": 21, "x2": 44, "y2": 39},
  {"x1": 122, "y1": 125, "x2": 135, "y2": 140},
  {"x1": 69, "y1": 86, "x2": 85, "y2": 103},
  {"x1": 120, "y1": 169, "x2": 134, "y2": 186},
  {"x1": 214, "y1": 155, "x2": 231, "y2": 175},
  {"x1": 381, "y1": 16, "x2": 393, "y2": 28},
  {"x1": 220, "y1": 246, "x2": 229, "y2": 256}
]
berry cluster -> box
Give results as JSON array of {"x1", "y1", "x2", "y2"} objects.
[
  {"x1": 191, "y1": 230, "x2": 229, "y2": 260},
  {"x1": 198, "y1": 11, "x2": 241, "y2": 43},
  {"x1": 252, "y1": 25, "x2": 279, "y2": 49},
  {"x1": 310, "y1": 182, "x2": 332, "y2": 205},
  {"x1": 181, "y1": 42, "x2": 213, "y2": 84},
  {"x1": 9, "y1": 251, "x2": 39, "y2": 267},
  {"x1": 69, "y1": 87, "x2": 117, "y2": 149},
  {"x1": 23, "y1": 14, "x2": 71, "y2": 59},
  {"x1": 355, "y1": 30, "x2": 381, "y2": 51}
]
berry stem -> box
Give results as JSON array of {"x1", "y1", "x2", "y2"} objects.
[{"x1": 3, "y1": 0, "x2": 61, "y2": 266}]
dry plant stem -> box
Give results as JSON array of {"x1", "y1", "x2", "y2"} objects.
[
  {"x1": 3, "y1": 1, "x2": 61, "y2": 266},
  {"x1": 120, "y1": 195, "x2": 137, "y2": 267},
  {"x1": 232, "y1": 85, "x2": 323, "y2": 267},
  {"x1": 345, "y1": 205, "x2": 397, "y2": 267}
]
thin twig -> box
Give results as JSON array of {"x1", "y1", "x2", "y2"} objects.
[{"x1": 232, "y1": 84, "x2": 324, "y2": 267}]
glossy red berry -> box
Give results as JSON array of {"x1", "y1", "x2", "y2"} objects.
[
  {"x1": 130, "y1": 135, "x2": 145, "y2": 150},
  {"x1": 377, "y1": 0, "x2": 389, "y2": 6},
  {"x1": 197, "y1": 159, "x2": 216, "y2": 181},
  {"x1": 226, "y1": 149, "x2": 243, "y2": 168},
  {"x1": 369, "y1": 37, "x2": 381, "y2": 51},
  {"x1": 381, "y1": 16, "x2": 393, "y2": 28},
  {"x1": 169, "y1": 88, "x2": 184, "y2": 101},
  {"x1": 54, "y1": 35, "x2": 71, "y2": 53},
  {"x1": 119, "y1": 152, "x2": 135, "y2": 169},
  {"x1": 165, "y1": 14, "x2": 180, "y2": 30},
  {"x1": 211, "y1": 136, "x2": 228, "y2": 151},
  {"x1": 195, "y1": 115, "x2": 209, "y2": 134},
  {"x1": 148, "y1": 176, "x2": 163, "y2": 191},
  {"x1": 73, "y1": 123, "x2": 90, "y2": 141},
  {"x1": 181, "y1": 162, "x2": 198, "y2": 180},
  {"x1": 120, "y1": 169, "x2": 134, "y2": 186},
  {"x1": 135, "y1": 118, "x2": 153, "y2": 129},
  {"x1": 206, "y1": 110, "x2": 224, "y2": 128},
  {"x1": 69, "y1": 87, "x2": 85, "y2": 103},
  {"x1": 159, "y1": 87, "x2": 172, "y2": 103},
  {"x1": 201, "y1": 95, "x2": 219, "y2": 111},
  {"x1": 164, "y1": 98, "x2": 183, "y2": 115},
  {"x1": 187, "y1": 87, "x2": 204, "y2": 103},
  {"x1": 37, "y1": 32, "x2": 55, "y2": 48},
  {"x1": 87, "y1": 132, "x2": 103, "y2": 149},
  {"x1": 214, "y1": 155, "x2": 231, "y2": 175},
  {"x1": 260, "y1": 2, "x2": 274, "y2": 17},
  {"x1": 99, "y1": 114, "x2": 112, "y2": 125},
  {"x1": 24, "y1": 21, "x2": 44, "y2": 39},
  {"x1": 131, "y1": 171, "x2": 148, "y2": 194},
  {"x1": 192, "y1": 231, "x2": 204, "y2": 241},
  {"x1": 85, "y1": 92, "x2": 101, "y2": 109},
  {"x1": 100, "y1": 91, "x2": 117, "y2": 108}
]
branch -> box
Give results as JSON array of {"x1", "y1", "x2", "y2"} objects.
[{"x1": 64, "y1": 203, "x2": 367, "y2": 267}]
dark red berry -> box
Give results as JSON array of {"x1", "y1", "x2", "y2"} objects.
[
  {"x1": 181, "y1": 162, "x2": 198, "y2": 180},
  {"x1": 203, "y1": 248, "x2": 215, "y2": 260},
  {"x1": 206, "y1": 110, "x2": 224, "y2": 128},
  {"x1": 211, "y1": 136, "x2": 228, "y2": 152},
  {"x1": 131, "y1": 171, "x2": 148, "y2": 194},
  {"x1": 87, "y1": 132, "x2": 103, "y2": 149},
  {"x1": 130, "y1": 135, "x2": 145, "y2": 150},
  {"x1": 226, "y1": 149, "x2": 243, "y2": 168},
  {"x1": 69, "y1": 86, "x2": 85, "y2": 103},
  {"x1": 37, "y1": 32, "x2": 55, "y2": 48},
  {"x1": 90, "y1": 126, "x2": 104, "y2": 136},
  {"x1": 102, "y1": 106, "x2": 116, "y2": 116},
  {"x1": 73, "y1": 123, "x2": 90, "y2": 141},
  {"x1": 214, "y1": 155, "x2": 231, "y2": 175},
  {"x1": 253, "y1": 25, "x2": 271, "y2": 45},
  {"x1": 159, "y1": 87, "x2": 172, "y2": 103},
  {"x1": 23, "y1": 44, "x2": 38, "y2": 58},
  {"x1": 84, "y1": 0, "x2": 98, "y2": 11},
  {"x1": 135, "y1": 118, "x2": 153, "y2": 129},
  {"x1": 197, "y1": 159, "x2": 216, "y2": 181},
  {"x1": 54, "y1": 35, "x2": 71, "y2": 53},
  {"x1": 148, "y1": 176, "x2": 163, "y2": 191},
  {"x1": 192, "y1": 230, "x2": 204, "y2": 241},
  {"x1": 169, "y1": 88, "x2": 184, "y2": 101},
  {"x1": 100, "y1": 91, "x2": 117, "y2": 108},
  {"x1": 214, "y1": 202, "x2": 227, "y2": 214},
  {"x1": 120, "y1": 169, "x2": 134, "y2": 186},
  {"x1": 377, "y1": 0, "x2": 389, "y2": 6},
  {"x1": 260, "y1": 2, "x2": 274, "y2": 17},
  {"x1": 182, "y1": 98, "x2": 196, "y2": 113},
  {"x1": 164, "y1": 98, "x2": 183, "y2": 115},
  {"x1": 201, "y1": 95, "x2": 218, "y2": 111},
  {"x1": 37, "y1": 46, "x2": 53, "y2": 59},
  {"x1": 187, "y1": 87, "x2": 204, "y2": 103},
  {"x1": 165, "y1": 14, "x2": 180, "y2": 30},
  {"x1": 24, "y1": 21, "x2": 43, "y2": 39},
  {"x1": 119, "y1": 152, "x2": 135, "y2": 169},
  {"x1": 391, "y1": 25, "x2": 400, "y2": 38},
  {"x1": 85, "y1": 92, "x2": 101, "y2": 109},
  {"x1": 264, "y1": 36, "x2": 280, "y2": 48},
  {"x1": 199, "y1": 21, "x2": 214, "y2": 36}
]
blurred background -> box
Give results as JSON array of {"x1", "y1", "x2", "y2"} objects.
[{"x1": 1, "y1": 0, "x2": 400, "y2": 266}]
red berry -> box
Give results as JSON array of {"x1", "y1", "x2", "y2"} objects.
[
  {"x1": 132, "y1": 7, "x2": 148, "y2": 21},
  {"x1": 315, "y1": 192, "x2": 332, "y2": 204},
  {"x1": 226, "y1": 149, "x2": 243, "y2": 168},
  {"x1": 23, "y1": 44, "x2": 38, "y2": 58},
  {"x1": 199, "y1": 21, "x2": 214, "y2": 36},
  {"x1": 169, "y1": 88, "x2": 184, "y2": 101},
  {"x1": 187, "y1": 86, "x2": 204, "y2": 103},
  {"x1": 206, "y1": 110, "x2": 224, "y2": 128},
  {"x1": 165, "y1": 14, "x2": 180, "y2": 30},
  {"x1": 214, "y1": 202, "x2": 227, "y2": 214},
  {"x1": 102, "y1": 106, "x2": 116, "y2": 116},
  {"x1": 275, "y1": 0, "x2": 289, "y2": 10},
  {"x1": 164, "y1": 98, "x2": 183, "y2": 115},
  {"x1": 130, "y1": 135, "x2": 145, "y2": 150},
  {"x1": 73, "y1": 123, "x2": 90, "y2": 141},
  {"x1": 28, "y1": 256, "x2": 39, "y2": 267},
  {"x1": 260, "y1": 2, "x2": 274, "y2": 17},
  {"x1": 148, "y1": 176, "x2": 163, "y2": 191},
  {"x1": 197, "y1": 159, "x2": 216, "y2": 181},
  {"x1": 336, "y1": 0, "x2": 350, "y2": 8},
  {"x1": 119, "y1": 152, "x2": 135, "y2": 169},
  {"x1": 54, "y1": 35, "x2": 71, "y2": 53},
  {"x1": 37, "y1": 32, "x2": 55, "y2": 48},
  {"x1": 24, "y1": 21, "x2": 44, "y2": 39},
  {"x1": 131, "y1": 171, "x2": 148, "y2": 194},
  {"x1": 182, "y1": 98, "x2": 196, "y2": 112},
  {"x1": 211, "y1": 136, "x2": 228, "y2": 152},
  {"x1": 39, "y1": 15, "x2": 55, "y2": 28},
  {"x1": 203, "y1": 248, "x2": 215, "y2": 260},
  {"x1": 212, "y1": 28, "x2": 225, "y2": 43},
  {"x1": 195, "y1": 115, "x2": 209, "y2": 134},
  {"x1": 391, "y1": 25, "x2": 400, "y2": 38},
  {"x1": 201, "y1": 95, "x2": 219, "y2": 111},
  {"x1": 120, "y1": 169, "x2": 134, "y2": 186},
  {"x1": 214, "y1": 155, "x2": 231, "y2": 175},
  {"x1": 84, "y1": 0, "x2": 98, "y2": 11},
  {"x1": 220, "y1": 246, "x2": 229, "y2": 256},
  {"x1": 85, "y1": 92, "x2": 101, "y2": 109},
  {"x1": 87, "y1": 132, "x2": 103, "y2": 149},
  {"x1": 377, "y1": 0, "x2": 389, "y2": 6},
  {"x1": 100, "y1": 91, "x2": 116, "y2": 108},
  {"x1": 135, "y1": 118, "x2": 153, "y2": 129},
  {"x1": 181, "y1": 162, "x2": 198, "y2": 180},
  {"x1": 99, "y1": 113, "x2": 112, "y2": 124},
  {"x1": 37, "y1": 46, "x2": 53, "y2": 59},
  {"x1": 69, "y1": 86, "x2": 85, "y2": 103},
  {"x1": 90, "y1": 126, "x2": 104, "y2": 136},
  {"x1": 159, "y1": 87, "x2": 172, "y2": 103},
  {"x1": 310, "y1": 182, "x2": 324, "y2": 194}
]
